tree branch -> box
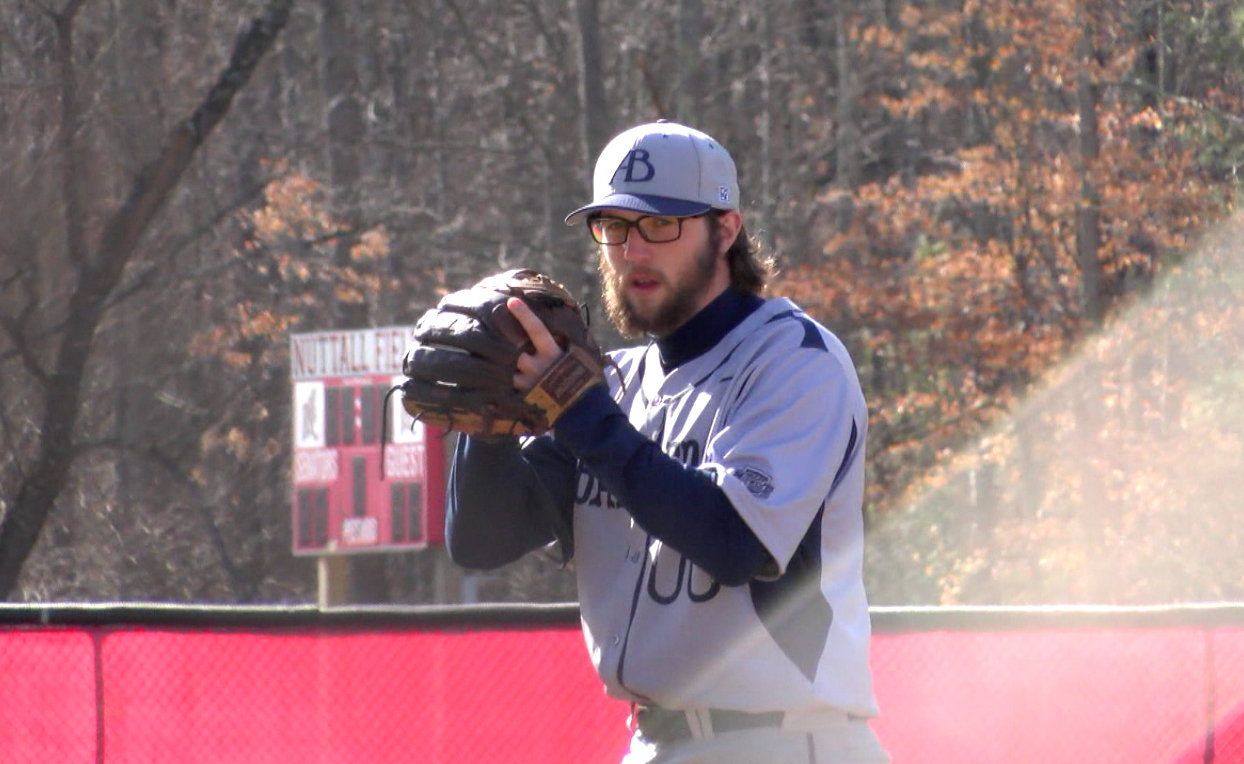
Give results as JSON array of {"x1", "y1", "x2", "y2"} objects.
[
  {"x1": 437, "y1": 0, "x2": 578, "y2": 191},
  {"x1": 0, "y1": 0, "x2": 295, "y2": 600},
  {"x1": 72, "y1": 437, "x2": 253, "y2": 599},
  {"x1": 106, "y1": 178, "x2": 272, "y2": 311},
  {"x1": 0, "y1": 314, "x2": 50, "y2": 386},
  {"x1": 52, "y1": 0, "x2": 89, "y2": 266},
  {"x1": 1110, "y1": 77, "x2": 1244, "y2": 127}
]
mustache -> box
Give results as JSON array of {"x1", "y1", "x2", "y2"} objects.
[{"x1": 616, "y1": 267, "x2": 666, "y2": 285}]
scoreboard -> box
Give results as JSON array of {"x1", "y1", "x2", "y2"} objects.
[{"x1": 289, "y1": 327, "x2": 446, "y2": 556}]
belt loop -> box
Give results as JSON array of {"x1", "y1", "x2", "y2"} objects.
[
  {"x1": 699, "y1": 708, "x2": 715, "y2": 738},
  {"x1": 684, "y1": 708, "x2": 714, "y2": 740},
  {"x1": 683, "y1": 710, "x2": 702, "y2": 740}
]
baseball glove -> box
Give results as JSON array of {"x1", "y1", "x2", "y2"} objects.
[{"x1": 399, "y1": 269, "x2": 608, "y2": 439}]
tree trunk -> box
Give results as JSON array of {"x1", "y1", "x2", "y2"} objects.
[
  {"x1": 0, "y1": 0, "x2": 294, "y2": 600},
  {"x1": 835, "y1": 0, "x2": 859, "y2": 190},
  {"x1": 1076, "y1": 70, "x2": 1103, "y2": 326},
  {"x1": 320, "y1": 0, "x2": 367, "y2": 328},
  {"x1": 576, "y1": 0, "x2": 608, "y2": 164},
  {"x1": 758, "y1": 6, "x2": 774, "y2": 247},
  {"x1": 675, "y1": 0, "x2": 702, "y2": 124},
  {"x1": 575, "y1": 0, "x2": 608, "y2": 317}
]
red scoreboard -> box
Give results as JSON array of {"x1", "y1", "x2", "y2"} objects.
[{"x1": 289, "y1": 327, "x2": 446, "y2": 556}]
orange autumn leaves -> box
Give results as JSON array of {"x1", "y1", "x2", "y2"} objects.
[
  {"x1": 774, "y1": 0, "x2": 1242, "y2": 602},
  {"x1": 192, "y1": 169, "x2": 392, "y2": 368}
]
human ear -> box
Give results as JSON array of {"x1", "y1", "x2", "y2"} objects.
[{"x1": 716, "y1": 210, "x2": 743, "y2": 257}]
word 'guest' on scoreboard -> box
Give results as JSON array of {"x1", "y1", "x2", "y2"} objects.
[{"x1": 290, "y1": 326, "x2": 445, "y2": 555}]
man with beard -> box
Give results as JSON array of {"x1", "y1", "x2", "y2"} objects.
[{"x1": 445, "y1": 122, "x2": 889, "y2": 764}]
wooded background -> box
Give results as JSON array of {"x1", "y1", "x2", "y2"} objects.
[{"x1": 1, "y1": 0, "x2": 1241, "y2": 606}]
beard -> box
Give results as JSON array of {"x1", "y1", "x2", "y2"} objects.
[{"x1": 601, "y1": 239, "x2": 719, "y2": 338}]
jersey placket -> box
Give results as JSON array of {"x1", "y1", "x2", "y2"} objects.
[{"x1": 613, "y1": 377, "x2": 672, "y2": 701}]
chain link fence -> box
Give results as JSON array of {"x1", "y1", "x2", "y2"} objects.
[{"x1": 2, "y1": 604, "x2": 1241, "y2": 763}]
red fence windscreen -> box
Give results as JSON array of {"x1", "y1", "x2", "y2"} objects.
[{"x1": 1, "y1": 604, "x2": 1242, "y2": 764}]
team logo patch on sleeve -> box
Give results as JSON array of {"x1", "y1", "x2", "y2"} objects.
[{"x1": 731, "y1": 467, "x2": 774, "y2": 499}]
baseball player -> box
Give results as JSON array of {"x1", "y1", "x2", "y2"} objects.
[{"x1": 445, "y1": 122, "x2": 889, "y2": 763}]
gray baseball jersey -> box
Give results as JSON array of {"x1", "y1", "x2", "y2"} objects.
[{"x1": 573, "y1": 297, "x2": 878, "y2": 719}]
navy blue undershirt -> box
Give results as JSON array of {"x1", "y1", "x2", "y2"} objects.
[
  {"x1": 655, "y1": 287, "x2": 765, "y2": 371},
  {"x1": 551, "y1": 288, "x2": 770, "y2": 586}
]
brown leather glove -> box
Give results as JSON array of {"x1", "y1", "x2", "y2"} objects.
[{"x1": 400, "y1": 269, "x2": 607, "y2": 439}]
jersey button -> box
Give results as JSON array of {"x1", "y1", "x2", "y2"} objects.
[
  {"x1": 610, "y1": 635, "x2": 621, "y2": 646},
  {"x1": 628, "y1": 550, "x2": 641, "y2": 563}
]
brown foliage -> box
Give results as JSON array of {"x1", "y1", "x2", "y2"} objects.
[{"x1": 775, "y1": 0, "x2": 1243, "y2": 604}]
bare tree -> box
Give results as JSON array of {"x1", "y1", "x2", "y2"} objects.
[{"x1": 0, "y1": 0, "x2": 294, "y2": 600}]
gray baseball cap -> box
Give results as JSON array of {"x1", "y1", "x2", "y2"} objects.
[{"x1": 564, "y1": 121, "x2": 740, "y2": 226}]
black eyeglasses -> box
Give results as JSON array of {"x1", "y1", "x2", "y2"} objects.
[{"x1": 587, "y1": 213, "x2": 706, "y2": 245}]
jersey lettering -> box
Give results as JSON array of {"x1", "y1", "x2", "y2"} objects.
[
  {"x1": 574, "y1": 470, "x2": 619, "y2": 509},
  {"x1": 646, "y1": 553, "x2": 721, "y2": 605},
  {"x1": 641, "y1": 437, "x2": 721, "y2": 605},
  {"x1": 668, "y1": 439, "x2": 700, "y2": 467},
  {"x1": 687, "y1": 568, "x2": 721, "y2": 603}
]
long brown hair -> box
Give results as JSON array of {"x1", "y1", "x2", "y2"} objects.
[{"x1": 710, "y1": 212, "x2": 774, "y2": 296}]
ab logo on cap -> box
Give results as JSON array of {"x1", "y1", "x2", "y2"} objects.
[{"x1": 611, "y1": 149, "x2": 655, "y2": 185}]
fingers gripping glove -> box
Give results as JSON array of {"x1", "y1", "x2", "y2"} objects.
[{"x1": 400, "y1": 269, "x2": 608, "y2": 439}]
